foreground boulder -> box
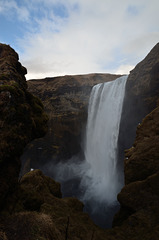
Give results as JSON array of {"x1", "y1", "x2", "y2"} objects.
[{"x1": 0, "y1": 170, "x2": 107, "y2": 240}]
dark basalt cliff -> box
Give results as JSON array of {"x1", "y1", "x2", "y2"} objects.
[
  {"x1": 109, "y1": 104, "x2": 159, "y2": 239},
  {"x1": 23, "y1": 73, "x2": 121, "y2": 171},
  {"x1": 118, "y1": 42, "x2": 159, "y2": 158},
  {"x1": 1, "y1": 42, "x2": 159, "y2": 240},
  {"x1": 0, "y1": 43, "x2": 48, "y2": 211},
  {"x1": 113, "y1": 42, "x2": 159, "y2": 236}
]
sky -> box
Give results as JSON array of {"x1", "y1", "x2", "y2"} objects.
[{"x1": 0, "y1": 0, "x2": 159, "y2": 80}]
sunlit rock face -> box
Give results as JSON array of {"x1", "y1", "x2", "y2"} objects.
[{"x1": 0, "y1": 43, "x2": 48, "y2": 211}]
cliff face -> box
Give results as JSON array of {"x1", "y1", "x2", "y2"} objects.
[
  {"x1": 118, "y1": 43, "x2": 159, "y2": 159},
  {"x1": 109, "y1": 104, "x2": 159, "y2": 239},
  {"x1": 0, "y1": 44, "x2": 48, "y2": 211},
  {"x1": 1, "y1": 42, "x2": 159, "y2": 240},
  {"x1": 113, "y1": 42, "x2": 159, "y2": 236},
  {"x1": 24, "y1": 73, "x2": 121, "y2": 170}
]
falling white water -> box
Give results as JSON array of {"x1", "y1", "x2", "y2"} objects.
[
  {"x1": 44, "y1": 75, "x2": 128, "y2": 227},
  {"x1": 82, "y1": 75, "x2": 128, "y2": 205}
]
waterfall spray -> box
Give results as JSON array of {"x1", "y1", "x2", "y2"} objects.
[{"x1": 51, "y1": 75, "x2": 128, "y2": 227}]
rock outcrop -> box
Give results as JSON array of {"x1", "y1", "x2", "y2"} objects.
[
  {"x1": 118, "y1": 42, "x2": 159, "y2": 161},
  {"x1": 0, "y1": 43, "x2": 48, "y2": 211},
  {"x1": 109, "y1": 103, "x2": 159, "y2": 239},
  {"x1": 1, "y1": 170, "x2": 107, "y2": 240},
  {"x1": 113, "y1": 42, "x2": 159, "y2": 236}
]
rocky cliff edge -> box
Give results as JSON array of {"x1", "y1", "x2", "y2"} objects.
[{"x1": 0, "y1": 43, "x2": 48, "y2": 211}]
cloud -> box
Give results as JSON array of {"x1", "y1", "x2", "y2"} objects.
[
  {"x1": 9, "y1": 0, "x2": 159, "y2": 79},
  {"x1": 115, "y1": 64, "x2": 135, "y2": 75},
  {"x1": 124, "y1": 32, "x2": 159, "y2": 58},
  {"x1": 0, "y1": 0, "x2": 30, "y2": 21}
]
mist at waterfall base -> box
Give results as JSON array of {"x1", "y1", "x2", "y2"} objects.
[{"x1": 45, "y1": 75, "x2": 128, "y2": 228}]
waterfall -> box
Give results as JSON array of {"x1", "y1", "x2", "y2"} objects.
[
  {"x1": 50, "y1": 75, "x2": 128, "y2": 227},
  {"x1": 82, "y1": 75, "x2": 128, "y2": 205}
]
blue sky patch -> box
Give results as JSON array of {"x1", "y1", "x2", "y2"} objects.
[
  {"x1": 53, "y1": 3, "x2": 69, "y2": 18},
  {"x1": 127, "y1": 5, "x2": 139, "y2": 16},
  {"x1": 0, "y1": 16, "x2": 24, "y2": 46}
]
